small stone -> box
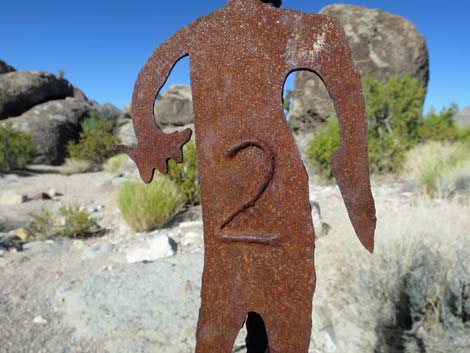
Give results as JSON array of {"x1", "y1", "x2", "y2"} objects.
[
  {"x1": 31, "y1": 192, "x2": 52, "y2": 201},
  {"x1": 0, "y1": 191, "x2": 27, "y2": 205},
  {"x1": 33, "y1": 316, "x2": 48, "y2": 325},
  {"x1": 8, "y1": 227, "x2": 31, "y2": 241},
  {"x1": 126, "y1": 235, "x2": 176, "y2": 264},
  {"x1": 48, "y1": 188, "x2": 59, "y2": 197}
]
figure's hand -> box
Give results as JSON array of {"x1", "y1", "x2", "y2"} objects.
[
  {"x1": 331, "y1": 147, "x2": 376, "y2": 253},
  {"x1": 114, "y1": 127, "x2": 192, "y2": 183}
]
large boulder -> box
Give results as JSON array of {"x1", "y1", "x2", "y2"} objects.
[
  {"x1": 95, "y1": 103, "x2": 126, "y2": 125},
  {"x1": 0, "y1": 71, "x2": 85, "y2": 119},
  {"x1": 453, "y1": 107, "x2": 470, "y2": 128},
  {"x1": 289, "y1": 4, "x2": 429, "y2": 132},
  {"x1": 0, "y1": 60, "x2": 15, "y2": 74},
  {"x1": 154, "y1": 84, "x2": 194, "y2": 126},
  {"x1": 1, "y1": 98, "x2": 94, "y2": 165}
]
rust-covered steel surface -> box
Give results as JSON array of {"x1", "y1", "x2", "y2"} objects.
[{"x1": 116, "y1": 0, "x2": 376, "y2": 352}]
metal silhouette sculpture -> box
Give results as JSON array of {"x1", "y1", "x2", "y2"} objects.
[{"x1": 116, "y1": 0, "x2": 376, "y2": 352}]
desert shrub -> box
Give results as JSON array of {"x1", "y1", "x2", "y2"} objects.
[
  {"x1": 0, "y1": 123, "x2": 36, "y2": 170},
  {"x1": 167, "y1": 141, "x2": 200, "y2": 205},
  {"x1": 403, "y1": 141, "x2": 470, "y2": 197},
  {"x1": 306, "y1": 119, "x2": 340, "y2": 179},
  {"x1": 307, "y1": 75, "x2": 426, "y2": 178},
  {"x1": 104, "y1": 154, "x2": 129, "y2": 173},
  {"x1": 31, "y1": 204, "x2": 99, "y2": 239},
  {"x1": 116, "y1": 176, "x2": 183, "y2": 232},
  {"x1": 67, "y1": 111, "x2": 119, "y2": 163},
  {"x1": 60, "y1": 158, "x2": 100, "y2": 175}
]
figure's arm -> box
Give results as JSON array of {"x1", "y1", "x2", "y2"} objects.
[
  {"x1": 115, "y1": 27, "x2": 193, "y2": 183},
  {"x1": 301, "y1": 17, "x2": 376, "y2": 252}
]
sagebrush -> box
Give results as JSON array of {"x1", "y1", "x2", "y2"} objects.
[{"x1": 31, "y1": 204, "x2": 99, "y2": 239}]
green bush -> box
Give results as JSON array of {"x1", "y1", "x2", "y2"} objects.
[
  {"x1": 116, "y1": 177, "x2": 183, "y2": 232},
  {"x1": 403, "y1": 141, "x2": 470, "y2": 197},
  {"x1": 104, "y1": 154, "x2": 129, "y2": 173},
  {"x1": 307, "y1": 75, "x2": 426, "y2": 178},
  {"x1": 418, "y1": 104, "x2": 470, "y2": 146},
  {"x1": 31, "y1": 204, "x2": 99, "y2": 239},
  {"x1": 0, "y1": 123, "x2": 36, "y2": 170},
  {"x1": 67, "y1": 111, "x2": 119, "y2": 163},
  {"x1": 167, "y1": 141, "x2": 200, "y2": 205},
  {"x1": 364, "y1": 75, "x2": 425, "y2": 144}
]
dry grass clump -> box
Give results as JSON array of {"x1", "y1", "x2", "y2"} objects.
[
  {"x1": 403, "y1": 141, "x2": 470, "y2": 197},
  {"x1": 116, "y1": 176, "x2": 183, "y2": 232},
  {"x1": 313, "y1": 192, "x2": 470, "y2": 352}
]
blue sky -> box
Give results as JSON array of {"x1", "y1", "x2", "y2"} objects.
[{"x1": 1, "y1": 0, "x2": 468, "y2": 113}]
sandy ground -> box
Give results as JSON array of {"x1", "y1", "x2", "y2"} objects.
[{"x1": 1, "y1": 169, "x2": 469, "y2": 353}]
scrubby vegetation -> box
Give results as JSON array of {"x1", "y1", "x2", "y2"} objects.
[
  {"x1": 67, "y1": 111, "x2": 119, "y2": 164},
  {"x1": 116, "y1": 176, "x2": 183, "y2": 232},
  {"x1": 404, "y1": 141, "x2": 470, "y2": 197},
  {"x1": 307, "y1": 75, "x2": 470, "y2": 179},
  {"x1": 31, "y1": 204, "x2": 99, "y2": 239},
  {"x1": 0, "y1": 123, "x2": 36, "y2": 170},
  {"x1": 167, "y1": 141, "x2": 200, "y2": 205}
]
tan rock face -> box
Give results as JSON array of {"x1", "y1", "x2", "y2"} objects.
[
  {"x1": 289, "y1": 4, "x2": 429, "y2": 132},
  {"x1": 153, "y1": 84, "x2": 194, "y2": 127}
]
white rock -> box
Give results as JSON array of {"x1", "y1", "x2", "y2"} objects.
[
  {"x1": 181, "y1": 231, "x2": 203, "y2": 253},
  {"x1": 0, "y1": 191, "x2": 27, "y2": 205},
  {"x1": 33, "y1": 316, "x2": 48, "y2": 325},
  {"x1": 126, "y1": 235, "x2": 175, "y2": 264},
  {"x1": 179, "y1": 221, "x2": 203, "y2": 229}
]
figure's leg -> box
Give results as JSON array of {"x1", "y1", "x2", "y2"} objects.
[
  {"x1": 261, "y1": 299, "x2": 313, "y2": 353},
  {"x1": 195, "y1": 296, "x2": 246, "y2": 353}
]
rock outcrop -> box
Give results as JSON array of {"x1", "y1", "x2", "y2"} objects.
[
  {"x1": 0, "y1": 71, "x2": 85, "y2": 119},
  {"x1": 154, "y1": 84, "x2": 194, "y2": 126},
  {"x1": 454, "y1": 107, "x2": 470, "y2": 128},
  {"x1": 1, "y1": 98, "x2": 94, "y2": 164},
  {"x1": 289, "y1": 5, "x2": 429, "y2": 132},
  {"x1": 0, "y1": 60, "x2": 15, "y2": 74}
]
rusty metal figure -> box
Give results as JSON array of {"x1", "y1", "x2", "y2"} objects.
[{"x1": 116, "y1": 0, "x2": 376, "y2": 351}]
